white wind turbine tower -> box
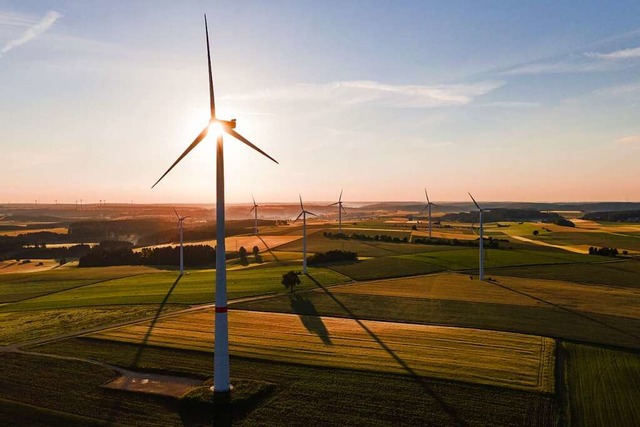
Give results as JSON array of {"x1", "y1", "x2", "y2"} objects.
[
  {"x1": 294, "y1": 195, "x2": 317, "y2": 274},
  {"x1": 418, "y1": 188, "x2": 437, "y2": 239},
  {"x1": 248, "y1": 195, "x2": 259, "y2": 235},
  {"x1": 152, "y1": 15, "x2": 278, "y2": 400},
  {"x1": 328, "y1": 189, "x2": 347, "y2": 234},
  {"x1": 468, "y1": 192, "x2": 487, "y2": 280},
  {"x1": 173, "y1": 208, "x2": 189, "y2": 275}
]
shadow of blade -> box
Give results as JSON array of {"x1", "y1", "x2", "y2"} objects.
[
  {"x1": 130, "y1": 274, "x2": 184, "y2": 369},
  {"x1": 257, "y1": 235, "x2": 285, "y2": 265},
  {"x1": 305, "y1": 273, "x2": 468, "y2": 427},
  {"x1": 289, "y1": 293, "x2": 332, "y2": 345}
]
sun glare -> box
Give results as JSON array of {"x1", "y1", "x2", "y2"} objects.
[{"x1": 208, "y1": 121, "x2": 224, "y2": 138}]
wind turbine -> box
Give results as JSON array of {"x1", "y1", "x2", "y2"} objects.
[
  {"x1": 468, "y1": 192, "x2": 487, "y2": 280},
  {"x1": 248, "y1": 195, "x2": 259, "y2": 235},
  {"x1": 173, "y1": 208, "x2": 189, "y2": 275},
  {"x1": 294, "y1": 195, "x2": 317, "y2": 274},
  {"x1": 151, "y1": 15, "x2": 278, "y2": 399},
  {"x1": 328, "y1": 189, "x2": 347, "y2": 234},
  {"x1": 418, "y1": 188, "x2": 437, "y2": 239}
]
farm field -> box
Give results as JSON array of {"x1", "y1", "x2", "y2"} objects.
[
  {"x1": 563, "y1": 342, "x2": 640, "y2": 427},
  {"x1": 0, "y1": 266, "x2": 350, "y2": 312},
  {"x1": 328, "y1": 273, "x2": 640, "y2": 320},
  {"x1": 487, "y1": 259, "x2": 640, "y2": 289},
  {"x1": 0, "y1": 265, "x2": 159, "y2": 303},
  {"x1": 0, "y1": 305, "x2": 184, "y2": 345},
  {"x1": 536, "y1": 231, "x2": 640, "y2": 253},
  {"x1": 136, "y1": 234, "x2": 301, "y2": 253},
  {"x1": 0, "y1": 227, "x2": 68, "y2": 237},
  {"x1": 26, "y1": 341, "x2": 557, "y2": 426},
  {"x1": 0, "y1": 259, "x2": 60, "y2": 274},
  {"x1": 234, "y1": 276, "x2": 640, "y2": 350},
  {"x1": 89, "y1": 309, "x2": 555, "y2": 393}
]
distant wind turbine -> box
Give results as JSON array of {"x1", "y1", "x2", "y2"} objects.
[
  {"x1": 151, "y1": 15, "x2": 278, "y2": 399},
  {"x1": 418, "y1": 188, "x2": 437, "y2": 239},
  {"x1": 294, "y1": 195, "x2": 317, "y2": 274},
  {"x1": 173, "y1": 208, "x2": 189, "y2": 275},
  {"x1": 248, "y1": 195, "x2": 259, "y2": 235},
  {"x1": 328, "y1": 189, "x2": 347, "y2": 234},
  {"x1": 468, "y1": 192, "x2": 487, "y2": 280}
]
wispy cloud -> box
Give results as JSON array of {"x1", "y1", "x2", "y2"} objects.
[
  {"x1": 615, "y1": 135, "x2": 640, "y2": 145},
  {"x1": 593, "y1": 82, "x2": 640, "y2": 97},
  {"x1": 1, "y1": 10, "x2": 61, "y2": 56},
  {"x1": 223, "y1": 80, "x2": 504, "y2": 108},
  {"x1": 586, "y1": 46, "x2": 640, "y2": 60},
  {"x1": 476, "y1": 101, "x2": 540, "y2": 108},
  {"x1": 500, "y1": 57, "x2": 615, "y2": 76}
]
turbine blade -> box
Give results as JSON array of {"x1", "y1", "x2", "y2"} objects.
[
  {"x1": 252, "y1": 194, "x2": 256, "y2": 206},
  {"x1": 306, "y1": 210, "x2": 318, "y2": 217},
  {"x1": 419, "y1": 206, "x2": 427, "y2": 215},
  {"x1": 327, "y1": 202, "x2": 339, "y2": 206},
  {"x1": 339, "y1": 188, "x2": 343, "y2": 202},
  {"x1": 299, "y1": 194, "x2": 304, "y2": 210},
  {"x1": 173, "y1": 207, "x2": 180, "y2": 219},
  {"x1": 204, "y1": 14, "x2": 215, "y2": 119},
  {"x1": 425, "y1": 188, "x2": 430, "y2": 204},
  {"x1": 468, "y1": 192, "x2": 481, "y2": 210},
  {"x1": 248, "y1": 206, "x2": 255, "y2": 214},
  {"x1": 225, "y1": 128, "x2": 278, "y2": 164},
  {"x1": 293, "y1": 211, "x2": 303, "y2": 223},
  {"x1": 341, "y1": 206, "x2": 347, "y2": 214},
  {"x1": 152, "y1": 125, "x2": 209, "y2": 188}
]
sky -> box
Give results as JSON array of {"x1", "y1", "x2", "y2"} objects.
[{"x1": 1, "y1": 0, "x2": 640, "y2": 204}]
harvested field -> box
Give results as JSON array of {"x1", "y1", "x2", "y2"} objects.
[
  {"x1": 0, "y1": 259, "x2": 60, "y2": 274},
  {"x1": 90, "y1": 310, "x2": 555, "y2": 393}
]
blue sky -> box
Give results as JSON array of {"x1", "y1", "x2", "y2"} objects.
[{"x1": 1, "y1": 1, "x2": 639, "y2": 204}]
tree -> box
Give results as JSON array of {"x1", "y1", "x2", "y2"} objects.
[
  {"x1": 281, "y1": 271, "x2": 300, "y2": 293},
  {"x1": 252, "y1": 245, "x2": 262, "y2": 263},
  {"x1": 59, "y1": 257, "x2": 67, "y2": 266},
  {"x1": 533, "y1": 230, "x2": 539, "y2": 236},
  {"x1": 238, "y1": 246, "x2": 248, "y2": 265}
]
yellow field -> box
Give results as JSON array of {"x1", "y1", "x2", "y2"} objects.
[
  {"x1": 0, "y1": 259, "x2": 59, "y2": 274},
  {"x1": 135, "y1": 234, "x2": 301, "y2": 253},
  {"x1": 0, "y1": 227, "x2": 68, "y2": 237},
  {"x1": 91, "y1": 309, "x2": 555, "y2": 393},
  {"x1": 331, "y1": 273, "x2": 640, "y2": 320}
]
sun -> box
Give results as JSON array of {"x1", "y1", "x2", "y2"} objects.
[{"x1": 208, "y1": 121, "x2": 224, "y2": 138}]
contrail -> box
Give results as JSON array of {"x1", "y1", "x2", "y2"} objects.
[{"x1": 1, "y1": 10, "x2": 61, "y2": 56}]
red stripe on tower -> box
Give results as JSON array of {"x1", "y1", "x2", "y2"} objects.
[{"x1": 215, "y1": 306, "x2": 228, "y2": 313}]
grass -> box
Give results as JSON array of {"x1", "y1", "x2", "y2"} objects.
[
  {"x1": 329, "y1": 256, "x2": 443, "y2": 280},
  {"x1": 563, "y1": 342, "x2": 640, "y2": 427},
  {"x1": 486, "y1": 259, "x2": 640, "y2": 288},
  {"x1": 0, "y1": 305, "x2": 185, "y2": 345},
  {"x1": 0, "y1": 265, "x2": 160, "y2": 303},
  {"x1": 400, "y1": 248, "x2": 595, "y2": 271},
  {"x1": 89, "y1": 309, "x2": 555, "y2": 392},
  {"x1": 34, "y1": 339, "x2": 558, "y2": 426},
  {"x1": 0, "y1": 266, "x2": 350, "y2": 312}
]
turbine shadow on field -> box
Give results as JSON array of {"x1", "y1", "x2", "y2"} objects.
[
  {"x1": 131, "y1": 274, "x2": 184, "y2": 369},
  {"x1": 105, "y1": 274, "x2": 183, "y2": 424},
  {"x1": 289, "y1": 293, "x2": 332, "y2": 345},
  {"x1": 305, "y1": 273, "x2": 468, "y2": 426},
  {"x1": 486, "y1": 278, "x2": 640, "y2": 346},
  {"x1": 257, "y1": 235, "x2": 285, "y2": 265}
]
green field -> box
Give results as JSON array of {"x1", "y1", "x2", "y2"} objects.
[
  {"x1": 487, "y1": 259, "x2": 640, "y2": 288},
  {"x1": 29, "y1": 340, "x2": 558, "y2": 426},
  {"x1": 329, "y1": 256, "x2": 443, "y2": 280},
  {"x1": 0, "y1": 266, "x2": 158, "y2": 303},
  {"x1": 536, "y1": 231, "x2": 640, "y2": 252},
  {"x1": 0, "y1": 266, "x2": 350, "y2": 312},
  {"x1": 563, "y1": 342, "x2": 640, "y2": 427},
  {"x1": 0, "y1": 305, "x2": 184, "y2": 345}
]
